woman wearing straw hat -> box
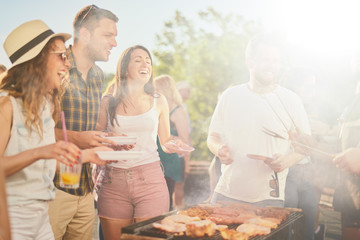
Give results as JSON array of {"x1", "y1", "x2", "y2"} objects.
[{"x1": 0, "y1": 19, "x2": 82, "y2": 240}]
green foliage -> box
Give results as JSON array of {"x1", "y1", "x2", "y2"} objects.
[
  {"x1": 153, "y1": 7, "x2": 261, "y2": 161},
  {"x1": 103, "y1": 72, "x2": 115, "y2": 94}
]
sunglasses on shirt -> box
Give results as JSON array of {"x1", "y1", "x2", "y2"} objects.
[{"x1": 269, "y1": 171, "x2": 279, "y2": 198}]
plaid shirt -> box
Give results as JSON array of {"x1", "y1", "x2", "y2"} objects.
[{"x1": 53, "y1": 46, "x2": 104, "y2": 196}]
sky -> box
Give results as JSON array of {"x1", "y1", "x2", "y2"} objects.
[
  {"x1": 1, "y1": 0, "x2": 360, "y2": 74},
  {"x1": 0, "y1": 0, "x2": 272, "y2": 73}
]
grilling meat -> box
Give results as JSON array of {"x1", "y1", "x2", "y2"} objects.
[
  {"x1": 236, "y1": 223, "x2": 271, "y2": 236},
  {"x1": 179, "y1": 206, "x2": 212, "y2": 219},
  {"x1": 244, "y1": 217, "x2": 278, "y2": 229},
  {"x1": 152, "y1": 222, "x2": 186, "y2": 233},
  {"x1": 215, "y1": 224, "x2": 228, "y2": 231},
  {"x1": 207, "y1": 213, "x2": 255, "y2": 225},
  {"x1": 257, "y1": 206, "x2": 295, "y2": 222},
  {"x1": 206, "y1": 205, "x2": 257, "y2": 225},
  {"x1": 151, "y1": 202, "x2": 301, "y2": 238},
  {"x1": 262, "y1": 217, "x2": 282, "y2": 225},
  {"x1": 152, "y1": 214, "x2": 200, "y2": 233},
  {"x1": 185, "y1": 219, "x2": 216, "y2": 238},
  {"x1": 219, "y1": 228, "x2": 249, "y2": 240},
  {"x1": 165, "y1": 214, "x2": 201, "y2": 223}
]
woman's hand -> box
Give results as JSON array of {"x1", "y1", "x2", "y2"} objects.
[
  {"x1": 74, "y1": 131, "x2": 117, "y2": 149},
  {"x1": 82, "y1": 146, "x2": 116, "y2": 166},
  {"x1": 40, "y1": 140, "x2": 81, "y2": 166},
  {"x1": 162, "y1": 138, "x2": 194, "y2": 155}
]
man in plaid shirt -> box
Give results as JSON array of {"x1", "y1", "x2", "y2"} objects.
[{"x1": 48, "y1": 5, "x2": 118, "y2": 240}]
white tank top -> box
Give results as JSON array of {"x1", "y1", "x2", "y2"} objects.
[{"x1": 107, "y1": 97, "x2": 160, "y2": 168}]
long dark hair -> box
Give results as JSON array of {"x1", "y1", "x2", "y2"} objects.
[{"x1": 108, "y1": 45, "x2": 155, "y2": 126}]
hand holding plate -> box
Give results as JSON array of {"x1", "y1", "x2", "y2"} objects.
[{"x1": 162, "y1": 139, "x2": 194, "y2": 154}]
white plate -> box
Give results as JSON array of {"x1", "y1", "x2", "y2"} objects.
[
  {"x1": 102, "y1": 136, "x2": 136, "y2": 145},
  {"x1": 96, "y1": 151, "x2": 142, "y2": 161},
  {"x1": 163, "y1": 141, "x2": 195, "y2": 153}
]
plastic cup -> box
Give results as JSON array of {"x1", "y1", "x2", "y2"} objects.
[{"x1": 59, "y1": 161, "x2": 82, "y2": 189}]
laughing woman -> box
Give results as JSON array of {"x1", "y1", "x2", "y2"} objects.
[
  {"x1": 96, "y1": 45, "x2": 193, "y2": 239},
  {"x1": 0, "y1": 20, "x2": 81, "y2": 240}
]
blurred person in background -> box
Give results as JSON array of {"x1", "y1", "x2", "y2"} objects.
[
  {"x1": 334, "y1": 148, "x2": 360, "y2": 174},
  {"x1": 95, "y1": 45, "x2": 193, "y2": 238},
  {"x1": 207, "y1": 33, "x2": 310, "y2": 209},
  {"x1": 103, "y1": 77, "x2": 116, "y2": 95},
  {"x1": 331, "y1": 52, "x2": 360, "y2": 240},
  {"x1": 284, "y1": 67, "x2": 339, "y2": 240},
  {"x1": 155, "y1": 74, "x2": 191, "y2": 210},
  {"x1": 290, "y1": 53, "x2": 360, "y2": 240},
  {"x1": 0, "y1": 19, "x2": 81, "y2": 240},
  {"x1": 177, "y1": 81, "x2": 192, "y2": 134},
  {"x1": 175, "y1": 80, "x2": 192, "y2": 209},
  {"x1": 48, "y1": 5, "x2": 119, "y2": 240},
  {"x1": 0, "y1": 64, "x2": 6, "y2": 75}
]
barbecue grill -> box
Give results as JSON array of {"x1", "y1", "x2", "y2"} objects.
[{"x1": 121, "y1": 210, "x2": 304, "y2": 240}]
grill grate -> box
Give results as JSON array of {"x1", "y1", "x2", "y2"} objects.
[{"x1": 122, "y1": 211, "x2": 304, "y2": 240}]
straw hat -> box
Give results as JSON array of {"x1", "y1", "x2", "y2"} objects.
[{"x1": 3, "y1": 19, "x2": 71, "y2": 69}]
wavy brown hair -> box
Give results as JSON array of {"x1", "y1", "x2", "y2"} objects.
[
  {"x1": 154, "y1": 74, "x2": 183, "y2": 107},
  {"x1": 0, "y1": 37, "x2": 67, "y2": 137},
  {"x1": 108, "y1": 45, "x2": 155, "y2": 127}
]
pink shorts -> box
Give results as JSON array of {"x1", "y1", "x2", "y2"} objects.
[{"x1": 97, "y1": 161, "x2": 169, "y2": 220}]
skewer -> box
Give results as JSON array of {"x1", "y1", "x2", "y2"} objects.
[
  {"x1": 275, "y1": 93, "x2": 298, "y2": 130},
  {"x1": 263, "y1": 96, "x2": 289, "y2": 132},
  {"x1": 262, "y1": 127, "x2": 334, "y2": 158},
  {"x1": 290, "y1": 140, "x2": 334, "y2": 158}
]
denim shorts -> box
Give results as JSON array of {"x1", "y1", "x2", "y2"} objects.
[{"x1": 97, "y1": 161, "x2": 169, "y2": 219}]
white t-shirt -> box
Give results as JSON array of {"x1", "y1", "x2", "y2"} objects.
[{"x1": 209, "y1": 84, "x2": 310, "y2": 202}]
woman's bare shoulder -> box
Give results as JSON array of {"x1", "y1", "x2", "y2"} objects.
[
  {"x1": 0, "y1": 95, "x2": 12, "y2": 111},
  {"x1": 0, "y1": 95, "x2": 13, "y2": 121},
  {"x1": 155, "y1": 93, "x2": 167, "y2": 105}
]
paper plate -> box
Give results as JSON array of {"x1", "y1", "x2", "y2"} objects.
[
  {"x1": 102, "y1": 136, "x2": 136, "y2": 145},
  {"x1": 246, "y1": 154, "x2": 274, "y2": 161},
  {"x1": 163, "y1": 141, "x2": 195, "y2": 152},
  {"x1": 96, "y1": 151, "x2": 142, "y2": 161}
]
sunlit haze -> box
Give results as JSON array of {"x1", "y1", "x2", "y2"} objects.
[{"x1": 1, "y1": 0, "x2": 360, "y2": 73}]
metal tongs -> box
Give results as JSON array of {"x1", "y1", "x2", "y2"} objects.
[{"x1": 262, "y1": 127, "x2": 334, "y2": 158}]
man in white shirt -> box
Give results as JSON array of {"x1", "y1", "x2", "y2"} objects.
[{"x1": 207, "y1": 34, "x2": 310, "y2": 207}]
